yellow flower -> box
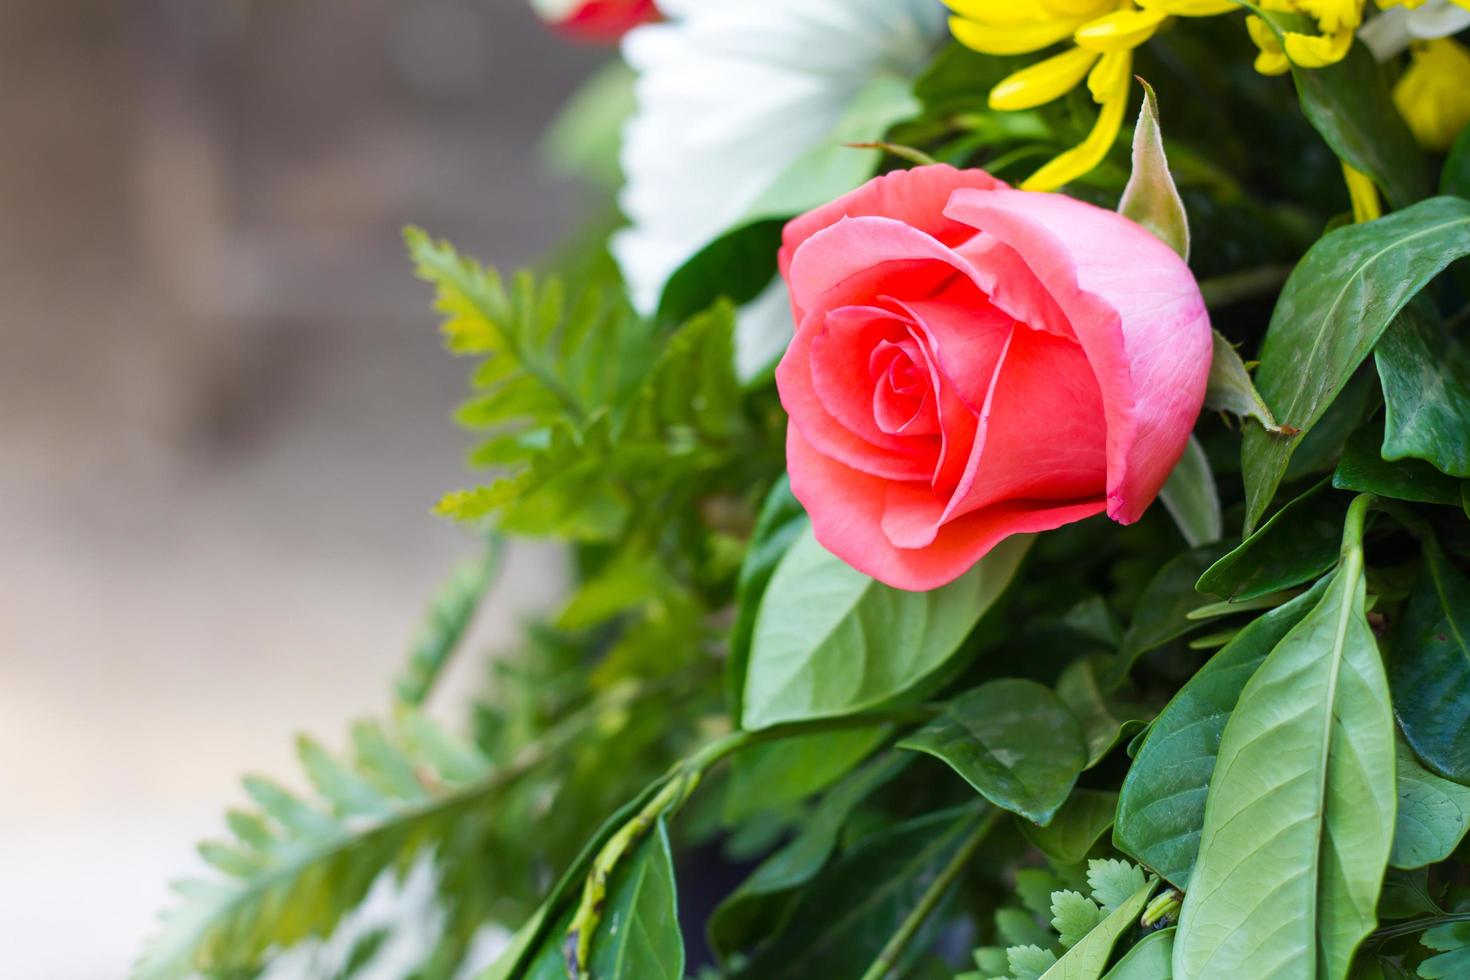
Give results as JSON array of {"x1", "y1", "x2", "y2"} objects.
[
  {"x1": 1393, "y1": 37, "x2": 1470, "y2": 150},
  {"x1": 946, "y1": 0, "x2": 1372, "y2": 190},
  {"x1": 1342, "y1": 162, "x2": 1382, "y2": 222}
]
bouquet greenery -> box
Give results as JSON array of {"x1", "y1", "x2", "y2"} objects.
[{"x1": 137, "y1": 1, "x2": 1470, "y2": 978}]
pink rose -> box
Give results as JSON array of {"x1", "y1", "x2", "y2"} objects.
[
  {"x1": 775, "y1": 165, "x2": 1211, "y2": 591},
  {"x1": 531, "y1": 0, "x2": 658, "y2": 42}
]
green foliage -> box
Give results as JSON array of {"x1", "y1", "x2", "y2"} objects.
[
  {"x1": 1334, "y1": 420, "x2": 1465, "y2": 506},
  {"x1": 585, "y1": 819, "x2": 683, "y2": 980},
  {"x1": 396, "y1": 539, "x2": 502, "y2": 707},
  {"x1": 741, "y1": 528, "x2": 1029, "y2": 729},
  {"x1": 1392, "y1": 738, "x2": 1470, "y2": 871},
  {"x1": 408, "y1": 228, "x2": 755, "y2": 542},
  {"x1": 135, "y1": 712, "x2": 509, "y2": 980},
  {"x1": 898, "y1": 680, "x2": 1087, "y2": 825},
  {"x1": 1196, "y1": 480, "x2": 1351, "y2": 601},
  {"x1": 1115, "y1": 577, "x2": 1331, "y2": 886},
  {"x1": 1240, "y1": 197, "x2": 1470, "y2": 529},
  {"x1": 1019, "y1": 789, "x2": 1118, "y2": 866},
  {"x1": 1376, "y1": 302, "x2": 1470, "y2": 479},
  {"x1": 1174, "y1": 499, "x2": 1396, "y2": 979},
  {"x1": 1391, "y1": 536, "x2": 1470, "y2": 783}
]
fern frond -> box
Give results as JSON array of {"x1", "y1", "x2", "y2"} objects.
[
  {"x1": 395, "y1": 538, "x2": 504, "y2": 708},
  {"x1": 133, "y1": 712, "x2": 518, "y2": 980}
]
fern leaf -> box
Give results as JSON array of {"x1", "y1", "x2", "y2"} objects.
[{"x1": 134, "y1": 716, "x2": 517, "y2": 980}]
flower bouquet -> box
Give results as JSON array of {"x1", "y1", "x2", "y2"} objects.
[{"x1": 138, "y1": 2, "x2": 1470, "y2": 979}]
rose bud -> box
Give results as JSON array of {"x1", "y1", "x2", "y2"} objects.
[
  {"x1": 531, "y1": 0, "x2": 658, "y2": 42},
  {"x1": 776, "y1": 164, "x2": 1212, "y2": 591}
]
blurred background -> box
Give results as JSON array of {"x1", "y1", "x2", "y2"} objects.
[{"x1": 0, "y1": 1, "x2": 599, "y2": 974}]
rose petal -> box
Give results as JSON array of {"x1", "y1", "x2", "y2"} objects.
[
  {"x1": 779, "y1": 163, "x2": 1007, "y2": 285},
  {"x1": 944, "y1": 188, "x2": 1211, "y2": 523},
  {"x1": 789, "y1": 424, "x2": 1105, "y2": 592}
]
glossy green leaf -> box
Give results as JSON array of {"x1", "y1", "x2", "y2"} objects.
[
  {"x1": 898, "y1": 679, "x2": 1087, "y2": 825},
  {"x1": 1205, "y1": 329, "x2": 1287, "y2": 434},
  {"x1": 1101, "y1": 927, "x2": 1174, "y2": 980},
  {"x1": 742, "y1": 528, "x2": 1029, "y2": 729},
  {"x1": 655, "y1": 219, "x2": 784, "y2": 329},
  {"x1": 1333, "y1": 421, "x2": 1464, "y2": 505},
  {"x1": 1376, "y1": 301, "x2": 1470, "y2": 478},
  {"x1": 1196, "y1": 481, "x2": 1352, "y2": 602},
  {"x1": 1157, "y1": 436, "x2": 1221, "y2": 548},
  {"x1": 1391, "y1": 738, "x2": 1470, "y2": 870},
  {"x1": 1240, "y1": 197, "x2": 1470, "y2": 530},
  {"x1": 1056, "y1": 657, "x2": 1148, "y2": 768},
  {"x1": 1277, "y1": 21, "x2": 1429, "y2": 209},
  {"x1": 1041, "y1": 877, "x2": 1157, "y2": 980},
  {"x1": 587, "y1": 818, "x2": 684, "y2": 980},
  {"x1": 722, "y1": 727, "x2": 889, "y2": 826},
  {"x1": 734, "y1": 805, "x2": 984, "y2": 979},
  {"x1": 1114, "y1": 578, "x2": 1330, "y2": 887},
  {"x1": 1118, "y1": 81, "x2": 1189, "y2": 260},
  {"x1": 1118, "y1": 546, "x2": 1227, "y2": 667},
  {"x1": 1390, "y1": 536, "x2": 1470, "y2": 783},
  {"x1": 709, "y1": 754, "x2": 910, "y2": 963},
  {"x1": 1174, "y1": 501, "x2": 1396, "y2": 979},
  {"x1": 1020, "y1": 789, "x2": 1119, "y2": 866},
  {"x1": 1378, "y1": 866, "x2": 1442, "y2": 919},
  {"x1": 1421, "y1": 916, "x2": 1470, "y2": 979},
  {"x1": 727, "y1": 476, "x2": 808, "y2": 719}
]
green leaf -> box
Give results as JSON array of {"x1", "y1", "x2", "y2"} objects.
[
  {"x1": 1020, "y1": 790, "x2": 1119, "y2": 866},
  {"x1": 1157, "y1": 436, "x2": 1221, "y2": 548},
  {"x1": 1117, "y1": 546, "x2": 1227, "y2": 668},
  {"x1": 395, "y1": 540, "x2": 503, "y2": 707},
  {"x1": 1011, "y1": 945, "x2": 1061, "y2": 980},
  {"x1": 1334, "y1": 421, "x2": 1464, "y2": 506},
  {"x1": 898, "y1": 679, "x2": 1087, "y2": 825},
  {"x1": 1379, "y1": 867, "x2": 1443, "y2": 919},
  {"x1": 1118, "y1": 80, "x2": 1189, "y2": 260},
  {"x1": 1039, "y1": 877, "x2": 1156, "y2": 980},
  {"x1": 655, "y1": 219, "x2": 784, "y2": 330},
  {"x1": 1173, "y1": 499, "x2": 1396, "y2": 979},
  {"x1": 1279, "y1": 23, "x2": 1429, "y2": 210},
  {"x1": 1101, "y1": 927, "x2": 1173, "y2": 980},
  {"x1": 586, "y1": 818, "x2": 684, "y2": 980},
  {"x1": 727, "y1": 476, "x2": 807, "y2": 719},
  {"x1": 135, "y1": 715, "x2": 508, "y2": 980},
  {"x1": 1390, "y1": 536, "x2": 1470, "y2": 783},
  {"x1": 1088, "y1": 859, "x2": 1147, "y2": 913},
  {"x1": 1376, "y1": 301, "x2": 1470, "y2": 478},
  {"x1": 1056, "y1": 657, "x2": 1148, "y2": 768},
  {"x1": 721, "y1": 727, "x2": 889, "y2": 826},
  {"x1": 1239, "y1": 197, "x2": 1470, "y2": 530},
  {"x1": 708, "y1": 754, "x2": 910, "y2": 963},
  {"x1": 1392, "y1": 738, "x2": 1470, "y2": 870},
  {"x1": 1205, "y1": 329, "x2": 1288, "y2": 435},
  {"x1": 741, "y1": 528, "x2": 1028, "y2": 729},
  {"x1": 733, "y1": 805, "x2": 986, "y2": 979},
  {"x1": 1421, "y1": 919, "x2": 1470, "y2": 979},
  {"x1": 1115, "y1": 578, "x2": 1331, "y2": 887},
  {"x1": 1052, "y1": 891, "x2": 1104, "y2": 949},
  {"x1": 1196, "y1": 480, "x2": 1352, "y2": 602}
]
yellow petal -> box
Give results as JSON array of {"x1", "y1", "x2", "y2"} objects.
[
  {"x1": 1139, "y1": 0, "x2": 1238, "y2": 15},
  {"x1": 1075, "y1": 8, "x2": 1168, "y2": 51},
  {"x1": 1245, "y1": 13, "x2": 1283, "y2": 53},
  {"x1": 1088, "y1": 48, "x2": 1133, "y2": 102},
  {"x1": 1041, "y1": 0, "x2": 1117, "y2": 16},
  {"x1": 1282, "y1": 26, "x2": 1355, "y2": 67},
  {"x1": 1394, "y1": 38, "x2": 1470, "y2": 151},
  {"x1": 943, "y1": 0, "x2": 1046, "y2": 27},
  {"x1": 950, "y1": 14, "x2": 1085, "y2": 54},
  {"x1": 1342, "y1": 163, "x2": 1381, "y2": 224},
  {"x1": 1295, "y1": 0, "x2": 1363, "y2": 33},
  {"x1": 1254, "y1": 49, "x2": 1292, "y2": 74},
  {"x1": 989, "y1": 47, "x2": 1101, "y2": 110},
  {"x1": 1022, "y1": 65, "x2": 1131, "y2": 191}
]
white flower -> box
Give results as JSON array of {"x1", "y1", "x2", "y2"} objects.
[
  {"x1": 612, "y1": 0, "x2": 946, "y2": 327},
  {"x1": 1361, "y1": 0, "x2": 1470, "y2": 60}
]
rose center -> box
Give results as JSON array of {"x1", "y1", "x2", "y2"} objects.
[{"x1": 869, "y1": 336, "x2": 938, "y2": 436}]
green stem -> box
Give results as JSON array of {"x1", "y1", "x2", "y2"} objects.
[
  {"x1": 1197, "y1": 264, "x2": 1293, "y2": 308},
  {"x1": 563, "y1": 707, "x2": 938, "y2": 978},
  {"x1": 857, "y1": 809, "x2": 1001, "y2": 980},
  {"x1": 1371, "y1": 911, "x2": 1470, "y2": 942}
]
